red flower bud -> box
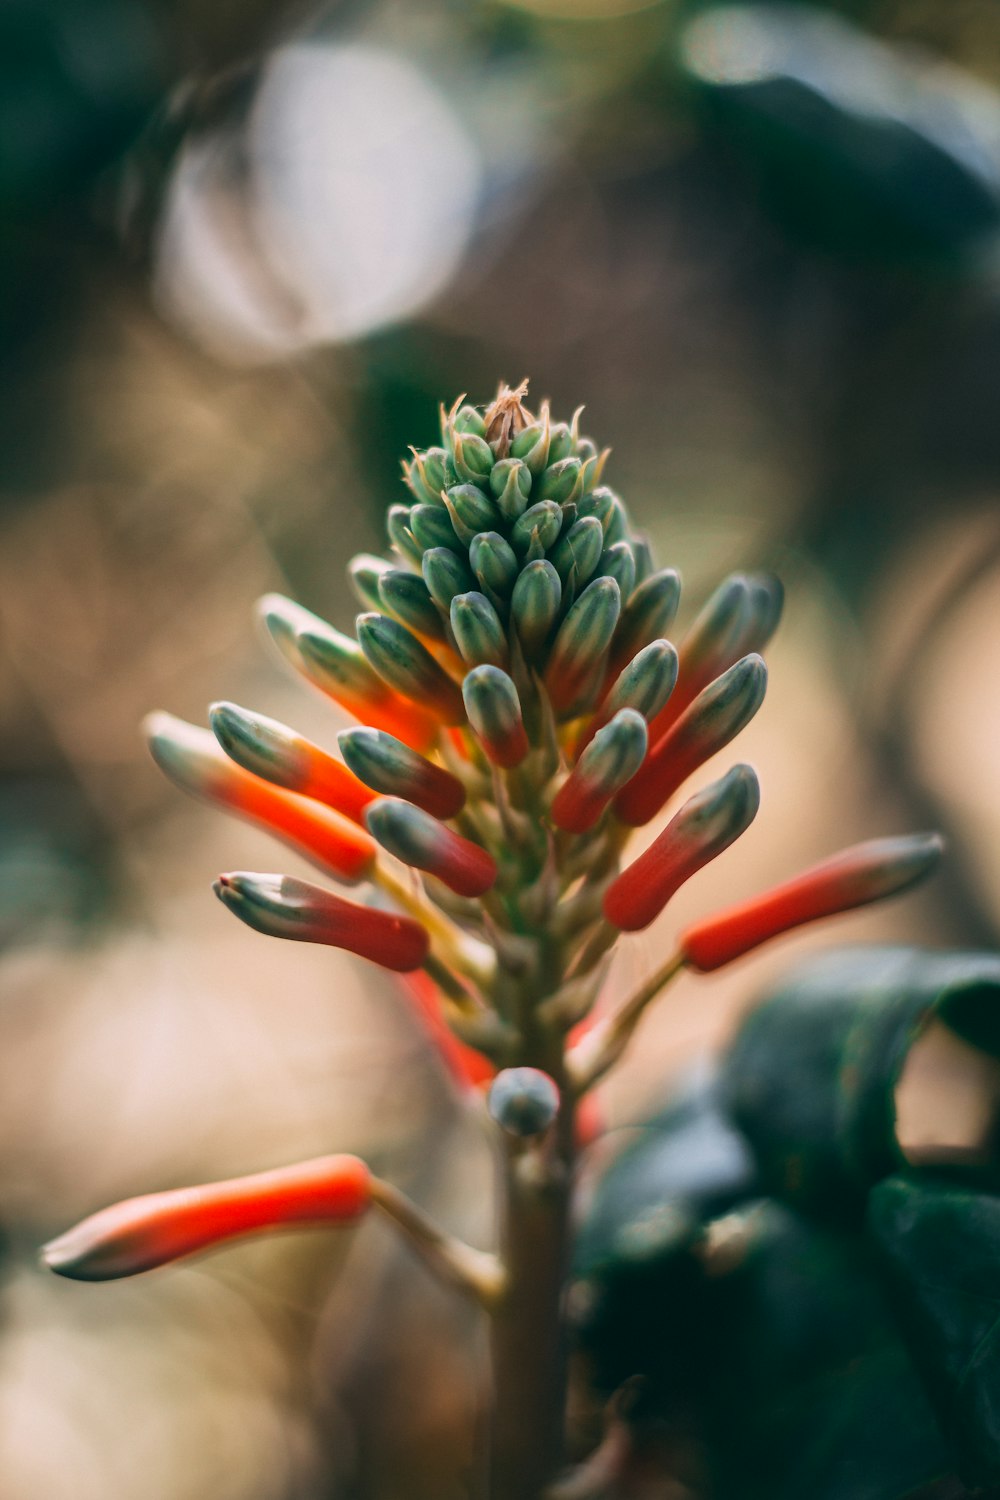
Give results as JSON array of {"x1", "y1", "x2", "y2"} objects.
[
  {"x1": 210, "y1": 702, "x2": 375, "y2": 825},
  {"x1": 43, "y1": 1155, "x2": 372, "y2": 1280},
  {"x1": 365, "y1": 798, "x2": 497, "y2": 898},
  {"x1": 680, "y1": 833, "x2": 944, "y2": 972}
]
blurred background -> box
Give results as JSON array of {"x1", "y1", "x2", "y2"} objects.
[{"x1": 3, "y1": 0, "x2": 1000, "y2": 1495}]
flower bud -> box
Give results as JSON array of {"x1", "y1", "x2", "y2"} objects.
[
  {"x1": 469, "y1": 531, "x2": 519, "y2": 602},
  {"x1": 365, "y1": 797, "x2": 497, "y2": 897},
  {"x1": 214, "y1": 872, "x2": 429, "y2": 970},
  {"x1": 576, "y1": 486, "x2": 617, "y2": 532},
  {"x1": 489, "y1": 457, "x2": 532, "y2": 521},
  {"x1": 537, "y1": 458, "x2": 583, "y2": 505},
  {"x1": 510, "y1": 500, "x2": 563, "y2": 558},
  {"x1": 387, "y1": 505, "x2": 423, "y2": 566},
  {"x1": 545, "y1": 576, "x2": 622, "y2": 714},
  {"x1": 444, "y1": 483, "x2": 501, "y2": 544},
  {"x1": 510, "y1": 408, "x2": 551, "y2": 473},
  {"x1": 546, "y1": 420, "x2": 576, "y2": 465},
  {"x1": 453, "y1": 404, "x2": 487, "y2": 438},
  {"x1": 488, "y1": 1068, "x2": 560, "y2": 1137},
  {"x1": 463, "y1": 665, "x2": 530, "y2": 768},
  {"x1": 604, "y1": 764, "x2": 760, "y2": 930},
  {"x1": 599, "y1": 541, "x2": 636, "y2": 602},
  {"x1": 349, "y1": 553, "x2": 392, "y2": 612},
  {"x1": 44, "y1": 1154, "x2": 372, "y2": 1280},
  {"x1": 451, "y1": 592, "x2": 509, "y2": 668},
  {"x1": 680, "y1": 833, "x2": 945, "y2": 972},
  {"x1": 549, "y1": 516, "x2": 604, "y2": 589},
  {"x1": 552, "y1": 710, "x2": 648, "y2": 834},
  {"x1": 597, "y1": 639, "x2": 679, "y2": 729},
  {"x1": 338, "y1": 727, "x2": 466, "y2": 819},
  {"x1": 357, "y1": 613, "x2": 465, "y2": 725},
  {"x1": 410, "y1": 503, "x2": 460, "y2": 554},
  {"x1": 209, "y1": 702, "x2": 373, "y2": 824},
  {"x1": 451, "y1": 430, "x2": 494, "y2": 485},
  {"x1": 145, "y1": 713, "x2": 376, "y2": 882},
  {"x1": 378, "y1": 569, "x2": 446, "y2": 641},
  {"x1": 614, "y1": 654, "x2": 767, "y2": 826},
  {"x1": 511, "y1": 559, "x2": 562, "y2": 656},
  {"x1": 610, "y1": 569, "x2": 682, "y2": 673},
  {"x1": 405, "y1": 445, "x2": 450, "y2": 503},
  {"x1": 422, "y1": 547, "x2": 475, "y2": 610}
]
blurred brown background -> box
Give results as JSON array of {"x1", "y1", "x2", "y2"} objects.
[{"x1": 3, "y1": 0, "x2": 1000, "y2": 1495}]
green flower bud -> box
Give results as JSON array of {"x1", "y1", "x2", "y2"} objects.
[
  {"x1": 546, "y1": 422, "x2": 575, "y2": 465},
  {"x1": 406, "y1": 446, "x2": 450, "y2": 503},
  {"x1": 599, "y1": 541, "x2": 636, "y2": 601},
  {"x1": 633, "y1": 535, "x2": 655, "y2": 584},
  {"x1": 603, "y1": 639, "x2": 679, "y2": 722},
  {"x1": 357, "y1": 613, "x2": 465, "y2": 724},
  {"x1": 463, "y1": 665, "x2": 530, "y2": 768},
  {"x1": 409, "y1": 503, "x2": 460, "y2": 554},
  {"x1": 488, "y1": 1068, "x2": 560, "y2": 1137},
  {"x1": 580, "y1": 447, "x2": 608, "y2": 494},
  {"x1": 549, "y1": 516, "x2": 604, "y2": 589},
  {"x1": 545, "y1": 576, "x2": 622, "y2": 714},
  {"x1": 575, "y1": 486, "x2": 616, "y2": 531},
  {"x1": 349, "y1": 553, "x2": 392, "y2": 612},
  {"x1": 613, "y1": 568, "x2": 682, "y2": 670},
  {"x1": 450, "y1": 592, "x2": 509, "y2": 668},
  {"x1": 603, "y1": 494, "x2": 630, "y2": 545},
  {"x1": 469, "y1": 531, "x2": 519, "y2": 601},
  {"x1": 510, "y1": 414, "x2": 551, "y2": 474},
  {"x1": 489, "y1": 457, "x2": 532, "y2": 522},
  {"x1": 510, "y1": 500, "x2": 563, "y2": 558},
  {"x1": 453, "y1": 404, "x2": 487, "y2": 438},
  {"x1": 451, "y1": 430, "x2": 494, "y2": 485},
  {"x1": 511, "y1": 559, "x2": 562, "y2": 657},
  {"x1": 537, "y1": 458, "x2": 583, "y2": 505},
  {"x1": 443, "y1": 483, "x2": 501, "y2": 545},
  {"x1": 387, "y1": 505, "x2": 422, "y2": 566},
  {"x1": 551, "y1": 708, "x2": 648, "y2": 833},
  {"x1": 339, "y1": 727, "x2": 465, "y2": 819},
  {"x1": 378, "y1": 569, "x2": 445, "y2": 641},
  {"x1": 422, "y1": 547, "x2": 475, "y2": 610}
]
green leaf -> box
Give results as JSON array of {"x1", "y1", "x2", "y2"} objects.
[
  {"x1": 721, "y1": 947, "x2": 1000, "y2": 1223},
  {"x1": 869, "y1": 1174, "x2": 1000, "y2": 1489}
]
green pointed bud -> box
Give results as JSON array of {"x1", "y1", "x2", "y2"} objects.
[
  {"x1": 600, "y1": 541, "x2": 636, "y2": 601},
  {"x1": 510, "y1": 411, "x2": 551, "y2": 474},
  {"x1": 463, "y1": 665, "x2": 530, "y2": 768},
  {"x1": 580, "y1": 447, "x2": 608, "y2": 494},
  {"x1": 386, "y1": 505, "x2": 422, "y2": 566},
  {"x1": 549, "y1": 516, "x2": 604, "y2": 589},
  {"x1": 356, "y1": 613, "x2": 465, "y2": 724},
  {"x1": 552, "y1": 708, "x2": 648, "y2": 833},
  {"x1": 489, "y1": 457, "x2": 532, "y2": 520},
  {"x1": 469, "y1": 531, "x2": 519, "y2": 601},
  {"x1": 378, "y1": 569, "x2": 445, "y2": 641},
  {"x1": 545, "y1": 576, "x2": 622, "y2": 713},
  {"x1": 409, "y1": 503, "x2": 460, "y2": 553},
  {"x1": 294, "y1": 615, "x2": 381, "y2": 701},
  {"x1": 422, "y1": 547, "x2": 475, "y2": 610},
  {"x1": 537, "y1": 458, "x2": 583, "y2": 505},
  {"x1": 547, "y1": 422, "x2": 575, "y2": 465},
  {"x1": 348, "y1": 554, "x2": 392, "y2": 612},
  {"x1": 746, "y1": 572, "x2": 784, "y2": 651},
  {"x1": 406, "y1": 446, "x2": 450, "y2": 503},
  {"x1": 603, "y1": 639, "x2": 679, "y2": 722},
  {"x1": 576, "y1": 437, "x2": 597, "y2": 463},
  {"x1": 338, "y1": 727, "x2": 465, "y2": 819},
  {"x1": 365, "y1": 797, "x2": 497, "y2": 897},
  {"x1": 511, "y1": 559, "x2": 562, "y2": 657},
  {"x1": 443, "y1": 483, "x2": 501, "y2": 545},
  {"x1": 450, "y1": 592, "x2": 508, "y2": 668},
  {"x1": 488, "y1": 1067, "x2": 560, "y2": 1137},
  {"x1": 510, "y1": 500, "x2": 563, "y2": 558},
  {"x1": 453, "y1": 404, "x2": 487, "y2": 438},
  {"x1": 632, "y1": 535, "x2": 655, "y2": 585},
  {"x1": 613, "y1": 568, "x2": 682, "y2": 670},
  {"x1": 575, "y1": 486, "x2": 617, "y2": 531},
  {"x1": 451, "y1": 430, "x2": 494, "y2": 485},
  {"x1": 603, "y1": 494, "x2": 629, "y2": 545}
]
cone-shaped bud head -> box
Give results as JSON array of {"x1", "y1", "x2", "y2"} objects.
[
  {"x1": 511, "y1": 500, "x2": 562, "y2": 558},
  {"x1": 422, "y1": 547, "x2": 475, "y2": 610},
  {"x1": 490, "y1": 457, "x2": 532, "y2": 521},
  {"x1": 604, "y1": 764, "x2": 760, "y2": 931},
  {"x1": 377, "y1": 569, "x2": 445, "y2": 641},
  {"x1": 537, "y1": 457, "x2": 583, "y2": 506},
  {"x1": 365, "y1": 797, "x2": 497, "y2": 897},
  {"x1": 615, "y1": 654, "x2": 767, "y2": 826},
  {"x1": 451, "y1": 592, "x2": 508, "y2": 668},
  {"x1": 214, "y1": 872, "x2": 429, "y2": 970},
  {"x1": 552, "y1": 709, "x2": 648, "y2": 834},
  {"x1": 209, "y1": 702, "x2": 373, "y2": 824},
  {"x1": 469, "y1": 531, "x2": 519, "y2": 602},
  {"x1": 356, "y1": 613, "x2": 465, "y2": 725},
  {"x1": 600, "y1": 541, "x2": 636, "y2": 603},
  {"x1": 43, "y1": 1154, "x2": 372, "y2": 1280},
  {"x1": 349, "y1": 554, "x2": 392, "y2": 612},
  {"x1": 545, "y1": 576, "x2": 622, "y2": 715},
  {"x1": 444, "y1": 483, "x2": 501, "y2": 544},
  {"x1": 611, "y1": 569, "x2": 682, "y2": 673},
  {"x1": 549, "y1": 516, "x2": 604, "y2": 589},
  {"x1": 145, "y1": 713, "x2": 376, "y2": 882},
  {"x1": 387, "y1": 505, "x2": 422, "y2": 566},
  {"x1": 511, "y1": 559, "x2": 561, "y2": 656},
  {"x1": 338, "y1": 727, "x2": 465, "y2": 819},
  {"x1": 488, "y1": 1067, "x2": 560, "y2": 1137},
  {"x1": 410, "y1": 503, "x2": 460, "y2": 554},
  {"x1": 680, "y1": 833, "x2": 944, "y2": 972},
  {"x1": 462, "y1": 665, "x2": 530, "y2": 768}
]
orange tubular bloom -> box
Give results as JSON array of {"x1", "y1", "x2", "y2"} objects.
[
  {"x1": 210, "y1": 702, "x2": 376, "y2": 826},
  {"x1": 680, "y1": 833, "x2": 945, "y2": 972},
  {"x1": 146, "y1": 714, "x2": 376, "y2": 883},
  {"x1": 43, "y1": 1155, "x2": 372, "y2": 1281}
]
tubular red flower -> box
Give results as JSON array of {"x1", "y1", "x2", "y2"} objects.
[
  {"x1": 365, "y1": 798, "x2": 497, "y2": 898},
  {"x1": 145, "y1": 714, "x2": 376, "y2": 883},
  {"x1": 680, "y1": 833, "x2": 945, "y2": 972},
  {"x1": 43, "y1": 1155, "x2": 372, "y2": 1280},
  {"x1": 210, "y1": 702, "x2": 376, "y2": 825}
]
